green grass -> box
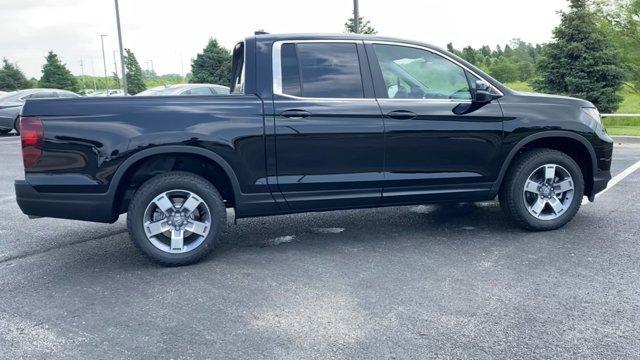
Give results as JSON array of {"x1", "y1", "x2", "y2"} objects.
[
  {"x1": 603, "y1": 116, "x2": 640, "y2": 137},
  {"x1": 618, "y1": 86, "x2": 640, "y2": 114},
  {"x1": 603, "y1": 116, "x2": 640, "y2": 126},
  {"x1": 604, "y1": 126, "x2": 640, "y2": 136},
  {"x1": 504, "y1": 81, "x2": 534, "y2": 92}
]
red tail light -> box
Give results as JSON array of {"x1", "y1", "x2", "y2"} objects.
[{"x1": 19, "y1": 117, "x2": 44, "y2": 168}]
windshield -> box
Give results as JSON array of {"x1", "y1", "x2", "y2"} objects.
[{"x1": 0, "y1": 90, "x2": 30, "y2": 103}]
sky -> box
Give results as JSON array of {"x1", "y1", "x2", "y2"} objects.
[{"x1": 0, "y1": 0, "x2": 569, "y2": 78}]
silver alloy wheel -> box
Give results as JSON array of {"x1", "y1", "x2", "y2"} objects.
[
  {"x1": 142, "y1": 189, "x2": 211, "y2": 254},
  {"x1": 522, "y1": 164, "x2": 575, "y2": 221}
]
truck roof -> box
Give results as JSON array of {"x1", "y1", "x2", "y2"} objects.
[{"x1": 253, "y1": 33, "x2": 440, "y2": 50}]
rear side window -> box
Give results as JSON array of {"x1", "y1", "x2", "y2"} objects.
[
  {"x1": 57, "y1": 91, "x2": 79, "y2": 98},
  {"x1": 214, "y1": 86, "x2": 230, "y2": 95},
  {"x1": 280, "y1": 43, "x2": 364, "y2": 98},
  {"x1": 27, "y1": 92, "x2": 57, "y2": 99},
  {"x1": 182, "y1": 87, "x2": 214, "y2": 96}
]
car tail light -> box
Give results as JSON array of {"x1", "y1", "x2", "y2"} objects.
[{"x1": 19, "y1": 117, "x2": 44, "y2": 168}]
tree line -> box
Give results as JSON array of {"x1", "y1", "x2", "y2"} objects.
[
  {"x1": 0, "y1": 38, "x2": 232, "y2": 96},
  {"x1": 446, "y1": 0, "x2": 637, "y2": 113}
]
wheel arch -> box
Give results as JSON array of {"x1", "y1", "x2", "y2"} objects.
[
  {"x1": 108, "y1": 146, "x2": 242, "y2": 215},
  {"x1": 492, "y1": 131, "x2": 598, "y2": 198}
]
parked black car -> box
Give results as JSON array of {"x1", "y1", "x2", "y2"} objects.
[
  {"x1": 0, "y1": 89, "x2": 79, "y2": 134},
  {"x1": 15, "y1": 34, "x2": 613, "y2": 265}
]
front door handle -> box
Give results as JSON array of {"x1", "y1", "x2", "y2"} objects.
[
  {"x1": 281, "y1": 109, "x2": 311, "y2": 119},
  {"x1": 386, "y1": 110, "x2": 417, "y2": 120}
]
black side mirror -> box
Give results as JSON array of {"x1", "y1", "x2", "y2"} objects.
[{"x1": 472, "y1": 80, "x2": 496, "y2": 103}]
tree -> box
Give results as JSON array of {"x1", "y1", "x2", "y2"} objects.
[
  {"x1": 596, "y1": 0, "x2": 640, "y2": 94},
  {"x1": 111, "y1": 72, "x2": 120, "y2": 88},
  {"x1": 446, "y1": 43, "x2": 456, "y2": 53},
  {"x1": 461, "y1": 46, "x2": 477, "y2": 64},
  {"x1": 39, "y1": 51, "x2": 78, "y2": 92},
  {"x1": 533, "y1": 0, "x2": 625, "y2": 113},
  {"x1": 0, "y1": 59, "x2": 31, "y2": 91},
  {"x1": 345, "y1": 13, "x2": 377, "y2": 34},
  {"x1": 124, "y1": 49, "x2": 146, "y2": 95},
  {"x1": 190, "y1": 38, "x2": 232, "y2": 86},
  {"x1": 480, "y1": 45, "x2": 492, "y2": 58},
  {"x1": 489, "y1": 59, "x2": 520, "y2": 83}
]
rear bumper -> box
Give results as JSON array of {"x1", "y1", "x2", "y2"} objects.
[
  {"x1": 15, "y1": 180, "x2": 117, "y2": 223},
  {"x1": 0, "y1": 115, "x2": 14, "y2": 130},
  {"x1": 589, "y1": 170, "x2": 611, "y2": 201}
]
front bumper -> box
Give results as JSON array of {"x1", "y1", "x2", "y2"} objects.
[
  {"x1": 15, "y1": 180, "x2": 117, "y2": 223},
  {"x1": 589, "y1": 169, "x2": 612, "y2": 202}
]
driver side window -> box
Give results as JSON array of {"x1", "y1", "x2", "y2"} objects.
[{"x1": 373, "y1": 44, "x2": 471, "y2": 100}]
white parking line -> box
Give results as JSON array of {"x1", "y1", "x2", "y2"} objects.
[
  {"x1": 583, "y1": 159, "x2": 640, "y2": 204},
  {"x1": 0, "y1": 137, "x2": 19, "y2": 142}
]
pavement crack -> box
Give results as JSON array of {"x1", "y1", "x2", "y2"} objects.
[{"x1": 0, "y1": 229, "x2": 128, "y2": 264}]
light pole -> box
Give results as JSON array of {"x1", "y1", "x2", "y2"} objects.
[
  {"x1": 114, "y1": 0, "x2": 128, "y2": 95},
  {"x1": 353, "y1": 0, "x2": 360, "y2": 34},
  {"x1": 112, "y1": 50, "x2": 119, "y2": 82},
  {"x1": 79, "y1": 58, "x2": 86, "y2": 91},
  {"x1": 100, "y1": 34, "x2": 108, "y2": 89},
  {"x1": 146, "y1": 60, "x2": 154, "y2": 73}
]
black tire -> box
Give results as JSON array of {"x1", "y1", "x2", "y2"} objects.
[
  {"x1": 0, "y1": 129, "x2": 11, "y2": 135},
  {"x1": 499, "y1": 149, "x2": 584, "y2": 231},
  {"x1": 13, "y1": 116, "x2": 20, "y2": 135},
  {"x1": 127, "y1": 171, "x2": 226, "y2": 266}
]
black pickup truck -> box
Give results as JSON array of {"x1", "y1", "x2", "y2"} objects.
[{"x1": 15, "y1": 33, "x2": 613, "y2": 265}]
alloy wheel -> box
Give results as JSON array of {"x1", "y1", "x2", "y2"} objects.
[
  {"x1": 142, "y1": 189, "x2": 211, "y2": 253},
  {"x1": 522, "y1": 164, "x2": 575, "y2": 221}
]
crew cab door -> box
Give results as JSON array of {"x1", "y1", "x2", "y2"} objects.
[
  {"x1": 366, "y1": 42, "x2": 504, "y2": 203},
  {"x1": 272, "y1": 41, "x2": 384, "y2": 211}
]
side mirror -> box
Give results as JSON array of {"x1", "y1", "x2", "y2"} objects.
[{"x1": 472, "y1": 80, "x2": 496, "y2": 103}]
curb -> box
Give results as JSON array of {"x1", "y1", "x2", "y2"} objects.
[{"x1": 612, "y1": 136, "x2": 640, "y2": 147}]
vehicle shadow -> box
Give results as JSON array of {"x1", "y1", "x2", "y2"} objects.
[
  {"x1": 214, "y1": 201, "x2": 515, "y2": 252},
  {"x1": 2, "y1": 201, "x2": 523, "y2": 276}
]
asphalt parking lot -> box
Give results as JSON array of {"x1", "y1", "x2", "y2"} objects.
[{"x1": 1, "y1": 134, "x2": 639, "y2": 359}]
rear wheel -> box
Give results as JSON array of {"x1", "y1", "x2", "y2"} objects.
[
  {"x1": 127, "y1": 171, "x2": 226, "y2": 266},
  {"x1": 499, "y1": 149, "x2": 584, "y2": 231},
  {"x1": 13, "y1": 116, "x2": 20, "y2": 135},
  {"x1": 0, "y1": 129, "x2": 11, "y2": 135}
]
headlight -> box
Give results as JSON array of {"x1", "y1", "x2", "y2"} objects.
[{"x1": 582, "y1": 107, "x2": 602, "y2": 124}]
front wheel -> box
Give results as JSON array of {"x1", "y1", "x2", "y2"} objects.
[
  {"x1": 499, "y1": 149, "x2": 584, "y2": 231},
  {"x1": 127, "y1": 171, "x2": 226, "y2": 266}
]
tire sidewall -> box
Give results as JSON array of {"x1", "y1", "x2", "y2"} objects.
[
  {"x1": 509, "y1": 151, "x2": 584, "y2": 230},
  {"x1": 128, "y1": 173, "x2": 226, "y2": 265}
]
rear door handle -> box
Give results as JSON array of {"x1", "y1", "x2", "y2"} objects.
[
  {"x1": 281, "y1": 109, "x2": 311, "y2": 119},
  {"x1": 386, "y1": 110, "x2": 417, "y2": 120}
]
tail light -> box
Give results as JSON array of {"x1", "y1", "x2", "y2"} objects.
[{"x1": 19, "y1": 117, "x2": 44, "y2": 168}]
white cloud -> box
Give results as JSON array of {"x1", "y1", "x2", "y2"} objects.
[{"x1": 0, "y1": 0, "x2": 568, "y2": 78}]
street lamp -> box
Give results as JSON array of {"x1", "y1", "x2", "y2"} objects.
[
  {"x1": 100, "y1": 34, "x2": 108, "y2": 89},
  {"x1": 353, "y1": 0, "x2": 360, "y2": 34},
  {"x1": 114, "y1": 0, "x2": 128, "y2": 94}
]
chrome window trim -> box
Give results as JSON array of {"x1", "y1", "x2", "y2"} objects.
[
  {"x1": 232, "y1": 41, "x2": 246, "y2": 94},
  {"x1": 272, "y1": 39, "x2": 503, "y2": 102}
]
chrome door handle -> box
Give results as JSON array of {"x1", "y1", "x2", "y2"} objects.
[
  {"x1": 386, "y1": 110, "x2": 417, "y2": 120},
  {"x1": 281, "y1": 109, "x2": 311, "y2": 119}
]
